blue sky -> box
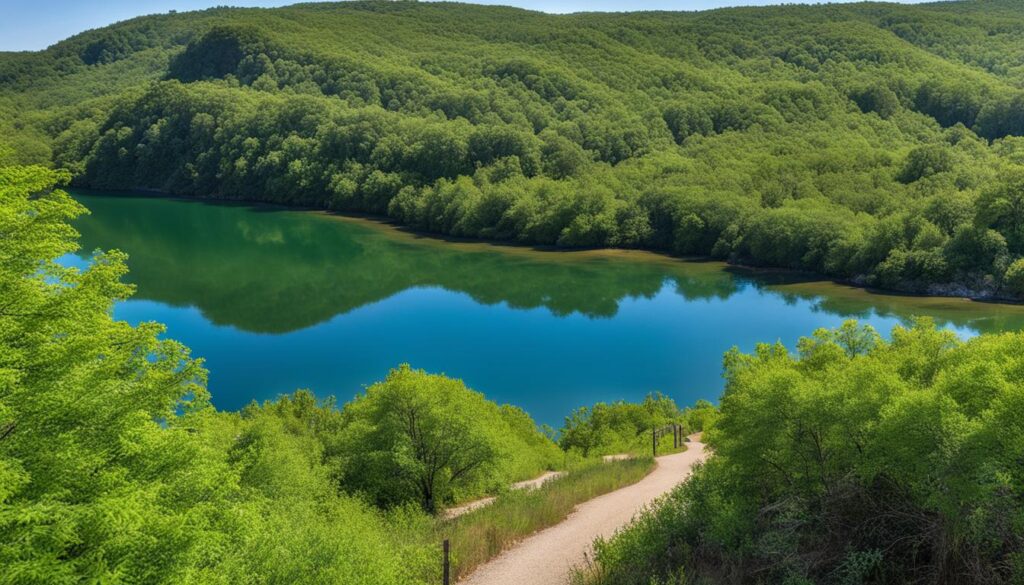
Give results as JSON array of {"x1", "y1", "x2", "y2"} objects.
[{"x1": 3, "y1": 0, "x2": 935, "y2": 52}]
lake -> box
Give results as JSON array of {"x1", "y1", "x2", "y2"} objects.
[{"x1": 66, "y1": 191, "x2": 1024, "y2": 428}]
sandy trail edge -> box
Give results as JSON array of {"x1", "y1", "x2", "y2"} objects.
[
  {"x1": 459, "y1": 434, "x2": 707, "y2": 585},
  {"x1": 445, "y1": 471, "x2": 566, "y2": 519}
]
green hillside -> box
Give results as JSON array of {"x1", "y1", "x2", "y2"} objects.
[{"x1": 5, "y1": 0, "x2": 1024, "y2": 295}]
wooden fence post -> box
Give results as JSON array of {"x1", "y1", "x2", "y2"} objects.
[
  {"x1": 652, "y1": 427, "x2": 657, "y2": 457},
  {"x1": 443, "y1": 539, "x2": 450, "y2": 585}
]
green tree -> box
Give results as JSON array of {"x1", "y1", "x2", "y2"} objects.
[
  {"x1": 898, "y1": 144, "x2": 953, "y2": 184},
  {"x1": 1002, "y1": 257, "x2": 1024, "y2": 296},
  {"x1": 0, "y1": 155, "x2": 440, "y2": 584},
  {"x1": 977, "y1": 167, "x2": 1024, "y2": 253},
  {"x1": 337, "y1": 365, "x2": 556, "y2": 511},
  {"x1": 559, "y1": 393, "x2": 682, "y2": 457},
  {"x1": 587, "y1": 319, "x2": 1024, "y2": 585},
  {"x1": 0, "y1": 158, "x2": 213, "y2": 582}
]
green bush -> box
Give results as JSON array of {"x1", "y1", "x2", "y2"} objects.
[
  {"x1": 559, "y1": 393, "x2": 683, "y2": 457},
  {"x1": 1003, "y1": 258, "x2": 1024, "y2": 296},
  {"x1": 680, "y1": 400, "x2": 719, "y2": 434},
  {"x1": 337, "y1": 364, "x2": 561, "y2": 511},
  {"x1": 0, "y1": 158, "x2": 437, "y2": 584},
  {"x1": 583, "y1": 319, "x2": 1024, "y2": 585}
]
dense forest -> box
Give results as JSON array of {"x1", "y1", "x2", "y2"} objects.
[{"x1": 6, "y1": 0, "x2": 1024, "y2": 296}]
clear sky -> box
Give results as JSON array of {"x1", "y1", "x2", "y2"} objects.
[{"x1": 2, "y1": 0, "x2": 936, "y2": 52}]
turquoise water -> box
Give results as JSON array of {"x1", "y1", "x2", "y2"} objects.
[{"x1": 66, "y1": 192, "x2": 1024, "y2": 427}]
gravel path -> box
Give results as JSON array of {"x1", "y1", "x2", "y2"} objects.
[
  {"x1": 459, "y1": 434, "x2": 707, "y2": 585},
  {"x1": 444, "y1": 471, "x2": 566, "y2": 519}
]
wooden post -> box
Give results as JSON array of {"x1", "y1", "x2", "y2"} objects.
[
  {"x1": 652, "y1": 427, "x2": 657, "y2": 457},
  {"x1": 443, "y1": 539, "x2": 450, "y2": 585},
  {"x1": 673, "y1": 424, "x2": 678, "y2": 449}
]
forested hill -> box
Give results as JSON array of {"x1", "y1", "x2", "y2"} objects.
[{"x1": 5, "y1": 0, "x2": 1024, "y2": 296}]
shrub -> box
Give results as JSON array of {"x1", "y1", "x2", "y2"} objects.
[{"x1": 583, "y1": 320, "x2": 1024, "y2": 585}]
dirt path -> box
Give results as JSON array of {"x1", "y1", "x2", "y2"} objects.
[
  {"x1": 445, "y1": 471, "x2": 566, "y2": 519},
  {"x1": 459, "y1": 434, "x2": 707, "y2": 585}
]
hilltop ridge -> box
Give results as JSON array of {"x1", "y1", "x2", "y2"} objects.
[{"x1": 5, "y1": 0, "x2": 1024, "y2": 296}]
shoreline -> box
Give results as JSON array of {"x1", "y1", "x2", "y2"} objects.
[{"x1": 68, "y1": 186, "x2": 1024, "y2": 309}]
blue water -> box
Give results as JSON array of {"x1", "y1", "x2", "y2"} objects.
[{"x1": 66, "y1": 192, "x2": 1024, "y2": 428}]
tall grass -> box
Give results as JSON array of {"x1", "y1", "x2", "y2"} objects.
[
  {"x1": 438, "y1": 457, "x2": 655, "y2": 580},
  {"x1": 622, "y1": 431, "x2": 690, "y2": 458},
  {"x1": 568, "y1": 481, "x2": 692, "y2": 585}
]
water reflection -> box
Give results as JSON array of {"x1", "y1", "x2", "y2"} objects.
[
  {"x1": 73, "y1": 192, "x2": 1024, "y2": 336},
  {"x1": 68, "y1": 191, "x2": 1024, "y2": 425}
]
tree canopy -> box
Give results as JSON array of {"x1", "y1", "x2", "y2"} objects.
[
  {"x1": 586, "y1": 319, "x2": 1024, "y2": 584},
  {"x1": 337, "y1": 364, "x2": 561, "y2": 511},
  {"x1": 6, "y1": 1, "x2": 1024, "y2": 296},
  {"x1": 559, "y1": 392, "x2": 682, "y2": 457}
]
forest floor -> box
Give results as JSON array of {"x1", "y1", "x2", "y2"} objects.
[{"x1": 459, "y1": 434, "x2": 707, "y2": 585}]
